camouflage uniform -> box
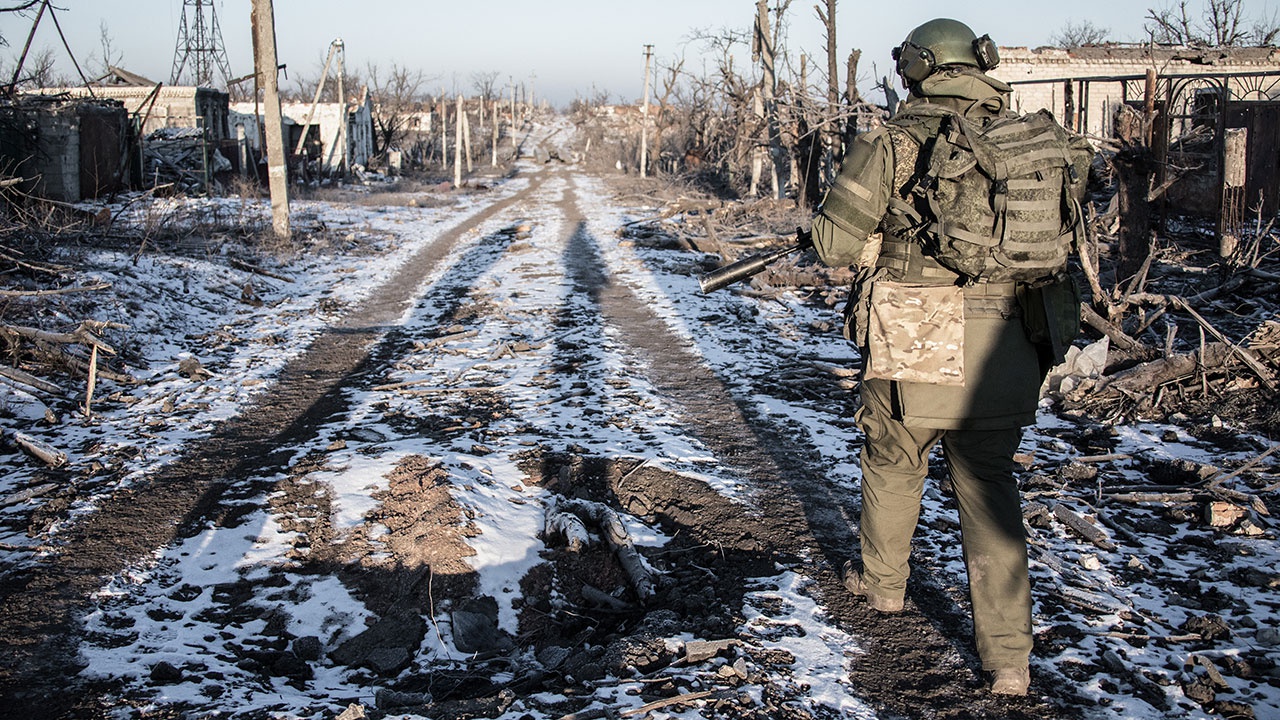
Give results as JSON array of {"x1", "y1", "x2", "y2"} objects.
[{"x1": 813, "y1": 66, "x2": 1089, "y2": 672}]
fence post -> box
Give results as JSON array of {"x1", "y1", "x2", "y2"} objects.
[{"x1": 1219, "y1": 126, "x2": 1248, "y2": 275}]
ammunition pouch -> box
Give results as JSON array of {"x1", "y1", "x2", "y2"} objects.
[
  {"x1": 1016, "y1": 272, "x2": 1081, "y2": 370},
  {"x1": 842, "y1": 266, "x2": 888, "y2": 348}
]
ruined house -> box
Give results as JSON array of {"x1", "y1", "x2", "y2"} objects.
[
  {"x1": 993, "y1": 45, "x2": 1280, "y2": 134},
  {"x1": 0, "y1": 95, "x2": 133, "y2": 202},
  {"x1": 230, "y1": 87, "x2": 375, "y2": 176},
  {"x1": 992, "y1": 45, "x2": 1280, "y2": 214},
  {"x1": 24, "y1": 68, "x2": 235, "y2": 195},
  {"x1": 34, "y1": 67, "x2": 230, "y2": 142}
]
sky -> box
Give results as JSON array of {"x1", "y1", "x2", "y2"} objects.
[{"x1": 0, "y1": 1, "x2": 1256, "y2": 107}]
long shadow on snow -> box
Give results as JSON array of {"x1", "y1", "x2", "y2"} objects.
[
  {"x1": 552, "y1": 220, "x2": 1081, "y2": 720},
  {"x1": 0, "y1": 218, "x2": 525, "y2": 717}
]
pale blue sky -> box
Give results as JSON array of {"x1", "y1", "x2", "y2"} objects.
[{"x1": 0, "y1": 1, "x2": 1245, "y2": 106}]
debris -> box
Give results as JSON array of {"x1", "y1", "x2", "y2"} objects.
[
  {"x1": 9, "y1": 431, "x2": 66, "y2": 468},
  {"x1": 334, "y1": 704, "x2": 366, "y2": 720},
  {"x1": 450, "y1": 596, "x2": 502, "y2": 654},
  {"x1": 542, "y1": 495, "x2": 656, "y2": 603},
  {"x1": 683, "y1": 638, "x2": 738, "y2": 664},
  {"x1": 177, "y1": 356, "x2": 213, "y2": 380},
  {"x1": 1053, "y1": 503, "x2": 1117, "y2": 551},
  {"x1": 544, "y1": 495, "x2": 591, "y2": 552},
  {"x1": 0, "y1": 482, "x2": 59, "y2": 508},
  {"x1": 1204, "y1": 500, "x2": 1247, "y2": 528},
  {"x1": 329, "y1": 612, "x2": 425, "y2": 675}
]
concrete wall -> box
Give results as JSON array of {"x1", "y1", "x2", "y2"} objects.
[{"x1": 32, "y1": 103, "x2": 80, "y2": 202}]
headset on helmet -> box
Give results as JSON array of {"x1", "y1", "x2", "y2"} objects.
[{"x1": 893, "y1": 18, "x2": 999, "y2": 85}]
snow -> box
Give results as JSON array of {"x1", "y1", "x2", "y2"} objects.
[{"x1": 2, "y1": 119, "x2": 1278, "y2": 718}]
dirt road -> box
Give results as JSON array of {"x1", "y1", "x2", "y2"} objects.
[{"x1": 0, "y1": 158, "x2": 1082, "y2": 718}]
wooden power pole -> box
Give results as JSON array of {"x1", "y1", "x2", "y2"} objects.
[{"x1": 251, "y1": 0, "x2": 290, "y2": 240}]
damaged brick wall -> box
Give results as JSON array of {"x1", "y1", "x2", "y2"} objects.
[
  {"x1": 993, "y1": 45, "x2": 1280, "y2": 137},
  {"x1": 0, "y1": 98, "x2": 131, "y2": 202}
]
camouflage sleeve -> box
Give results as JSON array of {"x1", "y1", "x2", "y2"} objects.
[{"x1": 812, "y1": 128, "x2": 892, "y2": 267}]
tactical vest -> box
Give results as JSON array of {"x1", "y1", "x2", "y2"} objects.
[{"x1": 879, "y1": 105, "x2": 1086, "y2": 284}]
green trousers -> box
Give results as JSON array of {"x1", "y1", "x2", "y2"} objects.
[{"x1": 856, "y1": 378, "x2": 1033, "y2": 670}]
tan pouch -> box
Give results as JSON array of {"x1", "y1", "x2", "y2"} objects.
[{"x1": 865, "y1": 280, "x2": 966, "y2": 385}]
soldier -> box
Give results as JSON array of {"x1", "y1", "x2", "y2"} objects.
[{"x1": 809, "y1": 18, "x2": 1093, "y2": 696}]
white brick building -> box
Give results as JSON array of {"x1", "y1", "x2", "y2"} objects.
[{"x1": 991, "y1": 45, "x2": 1280, "y2": 138}]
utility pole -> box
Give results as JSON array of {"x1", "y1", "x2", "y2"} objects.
[
  {"x1": 251, "y1": 0, "x2": 289, "y2": 239},
  {"x1": 336, "y1": 48, "x2": 347, "y2": 178},
  {"x1": 640, "y1": 44, "x2": 653, "y2": 178}
]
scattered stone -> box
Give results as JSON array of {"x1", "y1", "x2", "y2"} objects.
[
  {"x1": 177, "y1": 355, "x2": 213, "y2": 380},
  {"x1": 1236, "y1": 519, "x2": 1266, "y2": 537},
  {"x1": 451, "y1": 596, "x2": 501, "y2": 653},
  {"x1": 1060, "y1": 462, "x2": 1099, "y2": 483},
  {"x1": 271, "y1": 651, "x2": 311, "y2": 680},
  {"x1": 335, "y1": 704, "x2": 366, "y2": 720},
  {"x1": 1212, "y1": 701, "x2": 1255, "y2": 719},
  {"x1": 375, "y1": 688, "x2": 432, "y2": 709},
  {"x1": 292, "y1": 635, "x2": 322, "y2": 662},
  {"x1": 1255, "y1": 627, "x2": 1280, "y2": 646},
  {"x1": 367, "y1": 647, "x2": 413, "y2": 676},
  {"x1": 149, "y1": 661, "x2": 183, "y2": 684},
  {"x1": 684, "y1": 639, "x2": 738, "y2": 664},
  {"x1": 536, "y1": 645, "x2": 572, "y2": 670},
  {"x1": 1204, "y1": 501, "x2": 1246, "y2": 528},
  {"x1": 330, "y1": 612, "x2": 425, "y2": 675},
  {"x1": 1182, "y1": 615, "x2": 1232, "y2": 642}
]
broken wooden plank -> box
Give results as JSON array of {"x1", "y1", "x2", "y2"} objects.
[
  {"x1": 0, "y1": 282, "x2": 112, "y2": 298},
  {"x1": 1098, "y1": 342, "x2": 1234, "y2": 395},
  {"x1": 1, "y1": 482, "x2": 59, "y2": 508},
  {"x1": 1053, "y1": 503, "x2": 1117, "y2": 551},
  {"x1": 10, "y1": 431, "x2": 66, "y2": 468},
  {"x1": 228, "y1": 257, "x2": 292, "y2": 283},
  {"x1": 0, "y1": 364, "x2": 64, "y2": 396},
  {"x1": 1080, "y1": 302, "x2": 1143, "y2": 352},
  {"x1": 426, "y1": 329, "x2": 479, "y2": 348}
]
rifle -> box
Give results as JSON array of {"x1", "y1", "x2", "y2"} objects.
[{"x1": 698, "y1": 228, "x2": 813, "y2": 293}]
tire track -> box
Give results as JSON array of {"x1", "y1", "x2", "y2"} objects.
[
  {"x1": 557, "y1": 170, "x2": 1078, "y2": 720},
  {"x1": 0, "y1": 172, "x2": 548, "y2": 715}
]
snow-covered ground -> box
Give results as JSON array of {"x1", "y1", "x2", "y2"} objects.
[{"x1": 1, "y1": 122, "x2": 1277, "y2": 719}]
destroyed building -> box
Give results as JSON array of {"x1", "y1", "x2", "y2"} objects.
[
  {"x1": 0, "y1": 95, "x2": 133, "y2": 202},
  {"x1": 22, "y1": 68, "x2": 236, "y2": 196},
  {"x1": 231, "y1": 88, "x2": 375, "y2": 176},
  {"x1": 992, "y1": 45, "x2": 1280, "y2": 215},
  {"x1": 993, "y1": 45, "x2": 1280, "y2": 134}
]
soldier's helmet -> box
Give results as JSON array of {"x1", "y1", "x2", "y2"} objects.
[{"x1": 893, "y1": 18, "x2": 999, "y2": 85}]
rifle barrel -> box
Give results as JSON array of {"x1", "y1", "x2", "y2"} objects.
[{"x1": 698, "y1": 243, "x2": 804, "y2": 293}]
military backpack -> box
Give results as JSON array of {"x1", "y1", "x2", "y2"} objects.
[{"x1": 885, "y1": 105, "x2": 1088, "y2": 283}]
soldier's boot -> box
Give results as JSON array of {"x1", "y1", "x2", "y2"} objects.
[
  {"x1": 990, "y1": 666, "x2": 1030, "y2": 696},
  {"x1": 841, "y1": 560, "x2": 904, "y2": 613}
]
